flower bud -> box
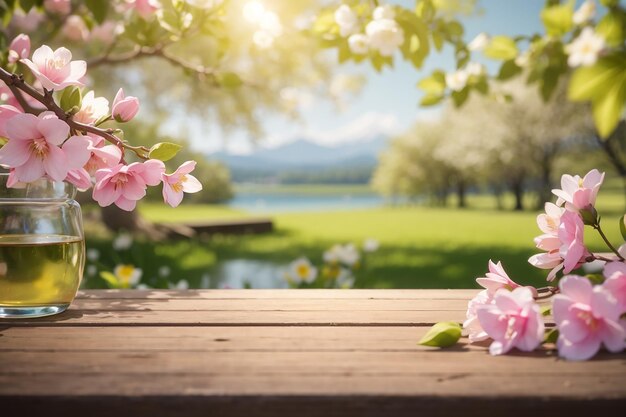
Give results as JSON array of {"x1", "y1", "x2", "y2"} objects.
[
  {"x1": 8, "y1": 34, "x2": 30, "y2": 64},
  {"x1": 112, "y1": 88, "x2": 140, "y2": 122}
]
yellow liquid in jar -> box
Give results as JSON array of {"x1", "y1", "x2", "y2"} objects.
[{"x1": 0, "y1": 234, "x2": 84, "y2": 306}]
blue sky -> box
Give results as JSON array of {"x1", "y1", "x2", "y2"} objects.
[{"x1": 185, "y1": 0, "x2": 548, "y2": 154}]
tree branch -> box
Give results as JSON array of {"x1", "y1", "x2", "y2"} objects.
[{"x1": 0, "y1": 66, "x2": 148, "y2": 162}]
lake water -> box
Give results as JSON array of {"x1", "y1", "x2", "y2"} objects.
[{"x1": 229, "y1": 190, "x2": 385, "y2": 212}]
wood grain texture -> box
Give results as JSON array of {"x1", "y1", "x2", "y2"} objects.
[{"x1": 0, "y1": 289, "x2": 624, "y2": 417}]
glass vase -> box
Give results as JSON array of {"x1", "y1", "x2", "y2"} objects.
[{"x1": 0, "y1": 174, "x2": 85, "y2": 318}]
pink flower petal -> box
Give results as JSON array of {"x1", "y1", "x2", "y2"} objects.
[
  {"x1": 5, "y1": 113, "x2": 40, "y2": 140},
  {"x1": 559, "y1": 275, "x2": 592, "y2": 304},
  {"x1": 557, "y1": 334, "x2": 601, "y2": 361},
  {"x1": 162, "y1": 182, "x2": 184, "y2": 207},
  {"x1": 114, "y1": 195, "x2": 137, "y2": 211},
  {"x1": 598, "y1": 319, "x2": 626, "y2": 353},
  {"x1": 181, "y1": 174, "x2": 202, "y2": 193},
  {"x1": 0, "y1": 138, "x2": 30, "y2": 167},
  {"x1": 37, "y1": 117, "x2": 69, "y2": 145},
  {"x1": 590, "y1": 287, "x2": 620, "y2": 321},
  {"x1": 14, "y1": 155, "x2": 45, "y2": 182},
  {"x1": 43, "y1": 143, "x2": 69, "y2": 181},
  {"x1": 62, "y1": 135, "x2": 91, "y2": 169}
]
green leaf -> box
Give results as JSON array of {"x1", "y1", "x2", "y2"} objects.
[
  {"x1": 586, "y1": 274, "x2": 605, "y2": 285},
  {"x1": 620, "y1": 215, "x2": 626, "y2": 241},
  {"x1": 85, "y1": 0, "x2": 109, "y2": 24},
  {"x1": 451, "y1": 87, "x2": 469, "y2": 107},
  {"x1": 596, "y1": 11, "x2": 626, "y2": 47},
  {"x1": 149, "y1": 142, "x2": 182, "y2": 162},
  {"x1": 484, "y1": 36, "x2": 518, "y2": 61},
  {"x1": 568, "y1": 55, "x2": 626, "y2": 101},
  {"x1": 568, "y1": 54, "x2": 626, "y2": 137},
  {"x1": 541, "y1": 2, "x2": 573, "y2": 37},
  {"x1": 497, "y1": 59, "x2": 522, "y2": 81},
  {"x1": 431, "y1": 31, "x2": 444, "y2": 51},
  {"x1": 600, "y1": 0, "x2": 619, "y2": 7},
  {"x1": 541, "y1": 305, "x2": 552, "y2": 316},
  {"x1": 99, "y1": 271, "x2": 119, "y2": 288},
  {"x1": 18, "y1": 0, "x2": 37, "y2": 12},
  {"x1": 218, "y1": 72, "x2": 243, "y2": 88},
  {"x1": 591, "y1": 76, "x2": 626, "y2": 138},
  {"x1": 417, "y1": 71, "x2": 446, "y2": 94},
  {"x1": 418, "y1": 321, "x2": 462, "y2": 348},
  {"x1": 420, "y1": 93, "x2": 444, "y2": 106},
  {"x1": 544, "y1": 328, "x2": 559, "y2": 344},
  {"x1": 59, "y1": 86, "x2": 82, "y2": 113}
]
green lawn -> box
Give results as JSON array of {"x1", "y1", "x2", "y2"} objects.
[{"x1": 76, "y1": 190, "x2": 625, "y2": 290}]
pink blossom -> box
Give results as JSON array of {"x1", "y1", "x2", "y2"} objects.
[
  {"x1": 552, "y1": 169, "x2": 605, "y2": 212},
  {"x1": 93, "y1": 159, "x2": 165, "y2": 211},
  {"x1": 65, "y1": 168, "x2": 92, "y2": 191},
  {"x1": 558, "y1": 211, "x2": 590, "y2": 274},
  {"x1": 112, "y1": 88, "x2": 140, "y2": 122},
  {"x1": 0, "y1": 81, "x2": 45, "y2": 111},
  {"x1": 90, "y1": 21, "x2": 119, "y2": 44},
  {"x1": 162, "y1": 161, "x2": 202, "y2": 207},
  {"x1": 529, "y1": 211, "x2": 589, "y2": 281},
  {"x1": 553, "y1": 275, "x2": 625, "y2": 361},
  {"x1": 73, "y1": 91, "x2": 109, "y2": 125},
  {"x1": 0, "y1": 104, "x2": 23, "y2": 137},
  {"x1": 10, "y1": 9, "x2": 44, "y2": 32},
  {"x1": 21, "y1": 45, "x2": 86, "y2": 91},
  {"x1": 126, "y1": 0, "x2": 162, "y2": 19},
  {"x1": 537, "y1": 202, "x2": 564, "y2": 235},
  {"x1": 463, "y1": 289, "x2": 493, "y2": 342},
  {"x1": 44, "y1": 0, "x2": 71, "y2": 15},
  {"x1": 8, "y1": 34, "x2": 30, "y2": 64},
  {"x1": 603, "y1": 262, "x2": 626, "y2": 313},
  {"x1": 476, "y1": 287, "x2": 545, "y2": 355},
  {"x1": 62, "y1": 15, "x2": 89, "y2": 42},
  {"x1": 0, "y1": 112, "x2": 90, "y2": 183},
  {"x1": 476, "y1": 260, "x2": 529, "y2": 295},
  {"x1": 83, "y1": 134, "x2": 123, "y2": 174}
]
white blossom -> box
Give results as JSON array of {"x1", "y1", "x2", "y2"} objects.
[
  {"x1": 158, "y1": 266, "x2": 171, "y2": 277},
  {"x1": 285, "y1": 257, "x2": 317, "y2": 284},
  {"x1": 445, "y1": 69, "x2": 469, "y2": 92},
  {"x1": 334, "y1": 4, "x2": 359, "y2": 37},
  {"x1": 467, "y1": 32, "x2": 489, "y2": 51},
  {"x1": 87, "y1": 248, "x2": 100, "y2": 262},
  {"x1": 74, "y1": 91, "x2": 110, "y2": 125},
  {"x1": 112, "y1": 233, "x2": 133, "y2": 250},
  {"x1": 168, "y1": 280, "x2": 189, "y2": 290},
  {"x1": 363, "y1": 238, "x2": 380, "y2": 253},
  {"x1": 365, "y1": 18, "x2": 404, "y2": 57},
  {"x1": 515, "y1": 50, "x2": 531, "y2": 67},
  {"x1": 348, "y1": 33, "x2": 369, "y2": 55},
  {"x1": 253, "y1": 30, "x2": 274, "y2": 48},
  {"x1": 114, "y1": 264, "x2": 142, "y2": 287},
  {"x1": 573, "y1": 0, "x2": 595, "y2": 25},
  {"x1": 373, "y1": 4, "x2": 395, "y2": 21},
  {"x1": 465, "y1": 62, "x2": 485, "y2": 77},
  {"x1": 565, "y1": 27, "x2": 605, "y2": 67}
]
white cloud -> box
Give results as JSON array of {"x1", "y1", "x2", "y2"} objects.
[{"x1": 266, "y1": 111, "x2": 402, "y2": 148}]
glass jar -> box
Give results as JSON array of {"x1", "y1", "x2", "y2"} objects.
[{"x1": 0, "y1": 174, "x2": 85, "y2": 318}]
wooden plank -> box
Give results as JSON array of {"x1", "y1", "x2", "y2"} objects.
[
  {"x1": 67, "y1": 298, "x2": 471, "y2": 312},
  {"x1": 0, "y1": 309, "x2": 465, "y2": 327},
  {"x1": 2, "y1": 393, "x2": 624, "y2": 417},
  {"x1": 2, "y1": 349, "x2": 624, "y2": 377},
  {"x1": 75, "y1": 289, "x2": 480, "y2": 300}
]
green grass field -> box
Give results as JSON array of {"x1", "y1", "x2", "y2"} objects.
[{"x1": 83, "y1": 189, "x2": 624, "y2": 290}]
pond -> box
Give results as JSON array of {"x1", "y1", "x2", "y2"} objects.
[{"x1": 229, "y1": 189, "x2": 385, "y2": 212}]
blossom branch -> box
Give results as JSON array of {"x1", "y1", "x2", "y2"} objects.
[
  {"x1": 87, "y1": 45, "x2": 220, "y2": 86},
  {"x1": 0, "y1": 67, "x2": 147, "y2": 162}
]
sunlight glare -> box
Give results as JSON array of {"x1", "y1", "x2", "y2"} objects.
[{"x1": 243, "y1": 1, "x2": 266, "y2": 23}]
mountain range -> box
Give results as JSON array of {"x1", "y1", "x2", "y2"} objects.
[{"x1": 207, "y1": 137, "x2": 388, "y2": 184}]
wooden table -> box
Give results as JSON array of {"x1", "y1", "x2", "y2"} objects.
[{"x1": 1, "y1": 289, "x2": 625, "y2": 416}]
